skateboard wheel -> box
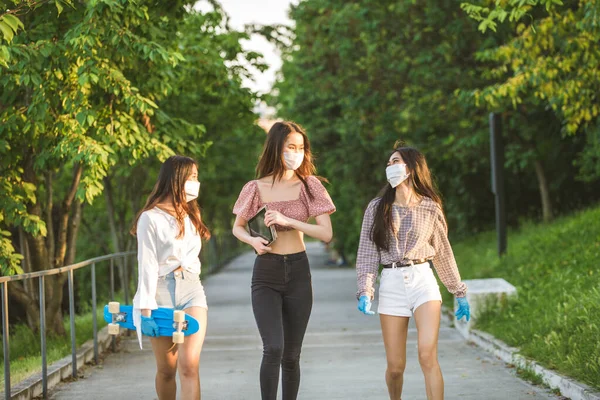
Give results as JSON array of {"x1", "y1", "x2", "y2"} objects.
[
  {"x1": 108, "y1": 323, "x2": 120, "y2": 335},
  {"x1": 173, "y1": 310, "x2": 185, "y2": 323},
  {"x1": 172, "y1": 332, "x2": 184, "y2": 344},
  {"x1": 108, "y1": 302, "x2": 120, "y2": 313}
]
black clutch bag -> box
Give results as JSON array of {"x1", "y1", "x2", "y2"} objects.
[{"x1": 247, "y1": 206, "x2": 278, "y2": 246}]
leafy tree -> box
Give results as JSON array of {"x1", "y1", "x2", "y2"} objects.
[
  {"x1": 275, "y1": 1, "x2": 502, "y2": 257},
  {"x1": 77, "y1": 5, "x2": 266, "y2": 292},
  {"x1": 0, "y1": 0, "x2": 266, "y2": 333},
  {"x1": 160, "y1": 8, "x2": 266, "y2": 237},
  {"x1": 0, "y1": 0, "x2": 200, "y2": 334},
  {"x1": 0, "y1": 1, "x2": 72, "y2": 48},
  {"x1": 461, "y1": 0, "x2": 600, "y2": 184},
  {"x1": 275, "y1": 0, "x2": 600, "y2": 257}
]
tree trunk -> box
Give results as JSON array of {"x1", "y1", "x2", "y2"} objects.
[
  {"x1": 66, "y1": 199, "x2": 82, "y2": 266},
  {"x1": 45, "y1": 164, "x2": 83, "y2": 336},
  {"x1": 54, "y1": 164, "x2": 82, "y2": 268},
  {"x1": 104, "y1": 176, "x2": 123, "y2": 254},
  {"x1": 10, "y1": 152, "x2": 88, "y2": 335},
  {"x1": 45, "y1": 172, "x2": 55, "y2": 264},
  {"x1": 104, "y1": 175, "x2": 129, "y2": 295},
  {"x1": 46, "y1": 199, "x2": 83, "y2": 335},
  {"x1": 533, "y1": 159, "x2": 553, "y2": 222},
  {"x1": 8, "y1": 283, "x2": 39, "y2": 331},
  {"x1": 17, "y1": 229, "x2": 38, "y2": 330}
]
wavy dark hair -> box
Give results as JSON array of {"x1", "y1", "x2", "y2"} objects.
[
  {"x1": 371, "y1": 144, "x2": 443, "y2": 251},
  {"x1": 130, "y1": 155, "x2": 210, "y2": 240},
  {"x1": 256, "y1": 121, "x2": 320, "y2": 199}
]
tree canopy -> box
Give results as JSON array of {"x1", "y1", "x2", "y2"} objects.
[
  {"x1": 0, "y1": 0, "x2": 265, "y2": 333},
  {"x1": 275, "y1": 0, "x2": 600, "y2": 257}
]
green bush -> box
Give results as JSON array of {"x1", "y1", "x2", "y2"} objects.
[{"x1": 448, "y1": 205, "x2": 600, "y2": 389}]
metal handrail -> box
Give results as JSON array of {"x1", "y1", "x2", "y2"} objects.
[
  {"x1": 0, "y1": 252, "x2": 135, "y2": 283},
  {"x1": 0, "y1": 251, "x2": 136, "y2": 400}
]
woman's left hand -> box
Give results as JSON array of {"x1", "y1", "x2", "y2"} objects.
[
  {"x1": 265, "y1": 210, "x2": 291, "y2": 227},
  {"x1": 455, "y1": 297, "x2": 471, "y2": 321}
]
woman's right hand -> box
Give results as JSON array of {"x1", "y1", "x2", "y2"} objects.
[{"x1": 250, "y1": 236, "x2": 272, "y2": 255}]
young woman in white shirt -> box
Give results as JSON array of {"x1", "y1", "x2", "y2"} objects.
[{"x1": 131, "y1": 155, "x2": 210, "y2": 400}]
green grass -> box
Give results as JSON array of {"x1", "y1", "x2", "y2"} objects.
[
  {"x1": 0, "y1": 307, "x2": 108, "y2": 393},
  {"x1": 448, "y1": 205, "x2": 600, "y2": 390},
  {"x1": 515, "y1": 365, "x2": 545, "y2": 387}
]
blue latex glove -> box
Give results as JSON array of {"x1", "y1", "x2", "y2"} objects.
[
  {"x1": 357, "y1": 295, "x2": 375, "y2": 316},
  {"x1": 455, "y1": 297, "x2": 471, "y2": 321},
  {"x1": 141, "y1": 315, "x2": 160, "y2": 337}
]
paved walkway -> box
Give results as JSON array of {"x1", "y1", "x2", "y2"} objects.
[{"x1": 49, "y1": 242, "x2": 557, "y2": 399}]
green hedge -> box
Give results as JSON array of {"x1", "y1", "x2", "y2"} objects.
[{"x1": 448, "y1": 205, "x2": 600, "y2": 390}]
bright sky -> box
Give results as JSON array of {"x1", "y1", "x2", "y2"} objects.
[{"x1": 195, "y1": 0, "x2": 295, "y2": 101}]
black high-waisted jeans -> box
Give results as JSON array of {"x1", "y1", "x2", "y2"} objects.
[{"x1": 251, "y1": 251, "x2": 313, "y2": 400}]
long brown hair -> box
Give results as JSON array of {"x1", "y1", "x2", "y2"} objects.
[
  {"x1": 256, "y1": 121, "x2": 318, "y2": 199},
  {"x1": 371, "y1": 145, "x2": 443, "y2": 251},
  {"x1": 130, "y1": 155, "x2": 210, "y2": 240}
]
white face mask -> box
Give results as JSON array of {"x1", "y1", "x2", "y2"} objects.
[
  {"x1": 184, "y1": 180, "x2": 200, "y2": 202},
  {"x1": 386, "y1": 164, "x2": 410, "y2": 188},
  {"x1": 283, "y1": 151, "x2": 304, "y2": 171}
]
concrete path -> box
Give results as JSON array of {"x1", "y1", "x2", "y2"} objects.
[{"x1": 49, "y1": 242, "x2": 558, "y2": 399}]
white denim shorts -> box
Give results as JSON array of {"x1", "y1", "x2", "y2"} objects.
[
  {"x1": 378, "y1": 262, "x2": 442, "y2": 317},
  {"x1": 155, "y1": 269, "x2": 208, "y2": 310}
]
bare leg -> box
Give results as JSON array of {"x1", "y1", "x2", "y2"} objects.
[
  {"x1": 413, "y1": 301, "x2": 443, "y2": 400},
  {"x1": 150, "y1": 336, "x2": 178, "y2": 400},
  {"x1": 380, "y1": 314, "x2": 410, "y2": 400},
  {"x1": 178, "y1": 306, "x2": 208, "y2": 400}
]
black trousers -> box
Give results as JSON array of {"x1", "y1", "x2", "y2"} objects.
[{"x1": 251, "y1": 251, "x2": 313, "y2": 400}]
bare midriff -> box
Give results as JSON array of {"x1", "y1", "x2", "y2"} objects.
[{"x1": 269, "y1": 229, "x2": 306, "y2": 255}]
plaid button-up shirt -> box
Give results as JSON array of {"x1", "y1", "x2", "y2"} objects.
[{"x1": 356, "y1": 197, "x2": 467, "y2": 299}]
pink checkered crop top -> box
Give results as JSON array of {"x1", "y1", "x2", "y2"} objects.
[{"x1": 233, "y1": 176, "x2": 336, "y2": 231}]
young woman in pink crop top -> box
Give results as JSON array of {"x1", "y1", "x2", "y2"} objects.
[{"x1": 232, "y1": 121, "x2": 336, "y2": 400}]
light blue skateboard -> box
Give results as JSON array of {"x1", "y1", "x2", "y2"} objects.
[{"x1": 104, "y1": 302, "x2": 200, "y2": 343}]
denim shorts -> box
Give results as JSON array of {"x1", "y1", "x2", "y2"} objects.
[
  {"x1": 155, "y1": 269, "x2": 208, "y2": 310},
  {"x1": 378, "y1": 262, "x2": 442, "y2": 316}
]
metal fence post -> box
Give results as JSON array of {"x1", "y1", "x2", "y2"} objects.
[
  {"x1": 109, "y1": 258, "x2": 115, "y2": 301},
  {"x1": 67, "y1": 270, "x2": 77, "y2": 378},
  {"x1": 123, "y1": 255, "x2": 129, "y2": 305},
  {"x1": 124, "y1": 255, "x2": 131, "y2": 337},
  {"x1": 490, "y1": 112, "x2": 507, "y2": 256},
  {"x1": 1, "y1": 282, "x2": 10, "y2": 400},
  {"x1": 39, "y1": 276, "x2": 47, "y2": 398},
  {"x1": 109, "y1": 258, "x2": 116, "y2": 352},
  {"x1": 91, "y1": 263, "x2": 98, "y2": 364}
]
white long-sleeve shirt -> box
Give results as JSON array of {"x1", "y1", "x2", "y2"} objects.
[{"x1": 132, "y1": 207, "x2": 202, "y2": 348}]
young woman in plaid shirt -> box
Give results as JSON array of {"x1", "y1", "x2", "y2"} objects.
[{"x1": 355, "y1": 144, "x2": 470, "y2": 400}]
